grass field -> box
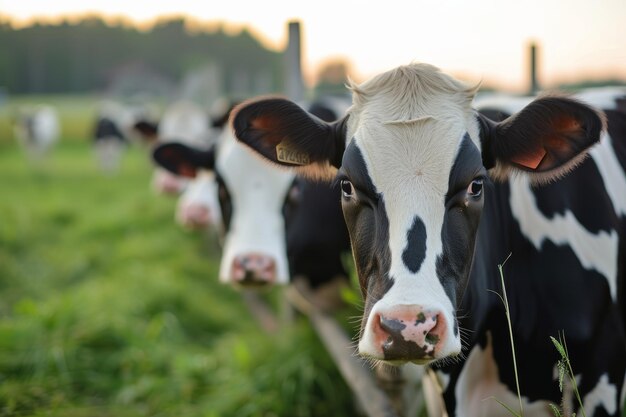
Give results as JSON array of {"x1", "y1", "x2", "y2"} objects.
[{"x1": 0, "y1": 126, "x2": 357, "y2": 417}]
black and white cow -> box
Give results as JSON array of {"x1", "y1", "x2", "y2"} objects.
[
  {"x1": 145, "y1": 100, "x2": 217, "y2": 196},
  {"x1": 13, "y1": 105, "x2": 60, "y2": 160},
  {"x1": 230, "y1": 64, "x2": 626, "y2": 416},
  {"x1": 152, "y1": 99, "x2": 352, "y2": 292},
  {"x1": 92, "y1": 100, "x2": 159, "y2": 173},
  {"x1": 93, "y1": 103, "x2": 131, "y2": 173}
]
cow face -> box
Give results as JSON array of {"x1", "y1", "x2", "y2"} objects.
[
  {"x1": 153, "y1": 132, "x2": 295, "y2": 287},
  {"x1": 147, "y1": 101, "x2": 217, "y2": 196},
  {"x1": 232, "y1": 63, "x2": 604, "y2": 365},
  {"x1": 214, "y1": 133, "x2": 295, "y2": 286}
]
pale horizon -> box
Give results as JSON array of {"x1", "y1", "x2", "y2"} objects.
[{"x1": 2, "y1": 0, "x2": 625, "y2": 92}]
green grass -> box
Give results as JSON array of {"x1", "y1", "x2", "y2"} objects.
[{"x1": 0, "y1": 138, "x2": 356, "y2": 417}]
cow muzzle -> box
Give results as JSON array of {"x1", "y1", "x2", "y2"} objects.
[
  {"x1": 177, "y1": 203, "x2": 212, "y2": 229},
  {"x1": 230, "y1": 253, "x2": 277, "y2": 286},
  {"x1": 361, "y1": 305, "x2": 449, "y2": 364}
]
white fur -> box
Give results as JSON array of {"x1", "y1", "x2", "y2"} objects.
[
  {"x1": 215, "y1": 130, "x2": 295, "y2": 284},
  {"x1": 589, "y1": 133, "x2": 626, "y2": 219},
  {"x1": 348, "y1": 64, "x2": 481, "y2": 360},
  {"x1": 583, "y1": 373, "x2": 618, "y2": 416},
  {"x1": 509, "y1": 174, "x2": 619, "y2": 301},
  {"x1": 577, "y1": 88, "x2": 626, "y2": 220}
]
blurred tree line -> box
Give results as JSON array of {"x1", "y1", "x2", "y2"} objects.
[{"x1": 0, "y1": 16, "x2": 283, "y2": 95}]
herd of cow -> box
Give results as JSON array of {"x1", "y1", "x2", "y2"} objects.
[{"x1": 12, "y1": 63, "x2": 626, "y2": 416}]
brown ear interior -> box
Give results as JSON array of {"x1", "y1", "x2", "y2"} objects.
[
  {"x1": 528, "y1": 116, "x2": 589, "y2": 172},
  {"x1": 177, "y1": 164, "x2": 197, "y2": 178},
  {"x1": 153, "y1": 143, "x2": 199, "y2": 178},
  {"x1": 510, "y1": 147, "x2": 546, "y2": 169},
  {"x1": 495, "y1": 96, "x2": 603, "y2": 174},
  {"x1": 232, "y1": 98, "x2": 331, "y2": 168}
]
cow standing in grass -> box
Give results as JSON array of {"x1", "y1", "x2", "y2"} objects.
[
  {"x1": 231, "y1": 63, "x2": 626, "y2": 416},
  {"x1": 13, "y1": 105, "x2": 60, "y2": 161},
  {"x1": 92, "y1": 100, "x2": 158, "y2": 173},
  {"x1": 140, "y1": 100, "x2": 218, "y2": 196}
]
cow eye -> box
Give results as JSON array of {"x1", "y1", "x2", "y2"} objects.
[
  {"x1": 467, "y1": 178, "x2": 483, "y2": 197},
  {"x1": 341, "y1": 180, "x2": 354, "y2": 198}
]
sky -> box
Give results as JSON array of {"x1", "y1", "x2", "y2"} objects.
[{"x1": 2, "y1": 0, "x2": 625, "y2": 92}]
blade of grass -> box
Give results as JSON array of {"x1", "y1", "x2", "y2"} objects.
[
  {"x1": 560, "y1": 332, "x2": 587, "y2": 417},
  {"x1": 497, "y1": 253, "x2": 524, "y2": 417}
]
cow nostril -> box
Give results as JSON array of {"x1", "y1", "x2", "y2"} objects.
[
  {"x1": 372, "y1": 308, "x2": 446, "y2": 362},
  {"x1": 231, "y1": 254, "x2": 277, "y2": 286}
]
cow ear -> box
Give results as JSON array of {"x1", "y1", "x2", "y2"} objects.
[
  {"x1": 481, "y1": 96, "x2": 605, "y2": 184},
  {"x1": 134, "y1": 120, "x2": 159, "y2": 142},
  {"x1": 152, "y1": 142, "x2": 215, "y2": 178},
  {"x1": 231, "y1": 97, "x2": 347, "y2": 181}
]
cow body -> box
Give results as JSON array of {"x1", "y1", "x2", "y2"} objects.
[
  {"x1": 14, "y1": 105, "x2": 60, "y2": 160},
  {"x1": 231, "y1": 64, "x2": 626, "y2": 416},
  {"x1": 438, "y1": 89, "x2": 626, "y2": 417}
]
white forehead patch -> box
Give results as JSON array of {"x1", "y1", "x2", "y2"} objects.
[{"x1": 347, "y1": 65, "x2": 480, "y2": 283}]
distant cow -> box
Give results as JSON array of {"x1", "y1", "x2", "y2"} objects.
[
  {"x1": 92, "y1": 100, "x2": 157, "y2": 173},
  {"x1": 144, "y1": 100, "x2": 216, "y2": 196},
  {"x1": 13, "y1": 105, "x2": 60, "y2": 160},
  {"x1": 231, "y1": 64, "x2": 626, "y2": 416},
  {"x1": 153, "y1": 98, "x2": 352, "y2": 295},
  {"x1": 171, "y1": 100, "x2": 240, "y2": 230}
]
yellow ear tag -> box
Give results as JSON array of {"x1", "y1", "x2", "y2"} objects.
[{"x1": 276, "y1": 142, "x2": 310, "y2": 165}]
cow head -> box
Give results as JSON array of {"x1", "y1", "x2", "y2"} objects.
[
  {"x1": 231, "y1": 63, "x2": 604, "y2": 364},
  {"x1": 147, "y1": 101, "x2": 218, "y2": 196},
  {"x1": 153, "y1": 132, "x2": 295, "y2": 287}
]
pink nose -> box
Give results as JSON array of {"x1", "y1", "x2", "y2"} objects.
[
  {"x1": 179, "y1": 204, "x2": 211, "y2": 229},
  {"x1": 155, "y1": 172, "x2": 185, "y2": 195},
  {"x1": 231, "y1": 254, "x2": 276, "y2": 286},
  {"x1": 370, "y1": 306, "x2": 446, "y2": 361}
]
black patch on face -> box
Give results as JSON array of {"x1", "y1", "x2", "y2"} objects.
[
  {"x1": 215, "y1": 172, "x2": 233, "y2": 232},
  {"x1": 340, "y1": 141, "x2": 378, "y2": 196},
  {"x1": 402, "y1": 217, "x2": 427, "y2": 273},
  {"x1": 437, "y1": 134, "x2": 485, "y2": 308},
  {"x1": 340, "y1": 140, "x2": 394, "y2": 329}
]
